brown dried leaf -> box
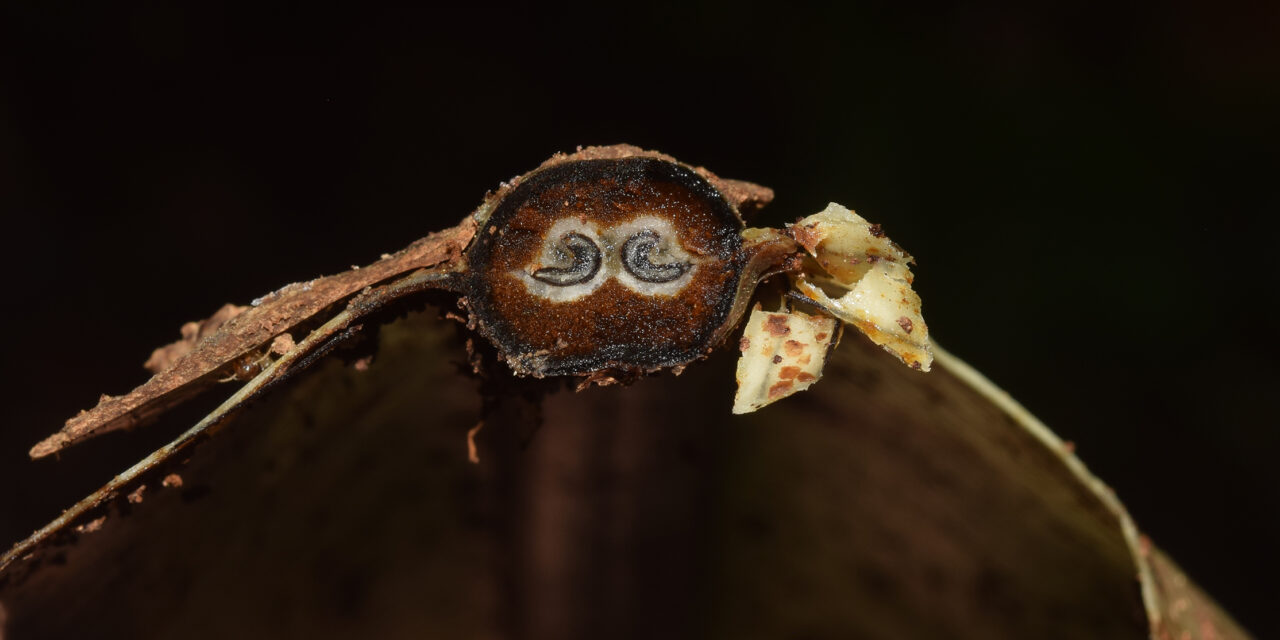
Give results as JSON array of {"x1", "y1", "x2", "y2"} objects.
[{"x1": 29, "y1": 219, "x2": 478, "y2": 459}]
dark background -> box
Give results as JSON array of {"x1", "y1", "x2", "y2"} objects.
[{"x1": 2, "y1": 2, "x2": 1276, "y2": 636}]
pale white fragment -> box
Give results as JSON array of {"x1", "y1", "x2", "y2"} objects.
[
  {"x1": 733, "y1": 306, "x2": 839, "y2": 414},
  {"x1": 790, "y1": 203, "x2": 932, "y2": 372}
]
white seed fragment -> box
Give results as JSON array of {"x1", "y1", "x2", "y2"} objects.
[
  {"x1": 789, "y1": 203, "x2": 932, "y2": 372},
  {"x1": 733, "y1": 307, "x2": 839, "y2": 414}
]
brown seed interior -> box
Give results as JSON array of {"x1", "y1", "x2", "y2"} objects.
[{"x1": 470, "y1": 158, "x2": 744, "y2": 374}]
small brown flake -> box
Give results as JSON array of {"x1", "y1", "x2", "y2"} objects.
[
  {"x1": 739, "y1": 336, "x2": 750, "y2": 352},
  {"x1": 353, "y1": 356, "x2": 374, "y2": 371},
  {"x1": 897, "y1": 316, "x2": 914, "y2": 334},
  {"x1": 467, "y1": 422, "x2": 484, "y2": 464},
  {"x1": 76, "y1": 516, "x2": 107, "y2": 534},
  {"x1": 771, "y1": 355, "x2": 783, "y2": 364},
  {"x1": 778, "y1": 366, "x2": 801, "y2": 381},
  {"x1": 868, "y1": 223, "x2": 885, "y2": 238},
  {"x1": 270, "y1": 333, "x2": 296, "y2": 355},
  {"x1": 161, "y1": 474, "x2": 184, "y2": 488},
  {"x1": 127, "y1": 485, "x2": 147, "y2": 504},
  {"x1": 796, "y1": 372, "x2": 817, "y2": 383}
]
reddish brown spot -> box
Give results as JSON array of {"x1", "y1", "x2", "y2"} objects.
[
  {"x1": 772, "y1": 355, "x2": 783, "y2": 364},
  {"x1": 911, "y1": 361, "x2": 922, "y2": 370},
  {"x1": 765, "y1": 315, "x2": 790, "y2": 336},
  {"x1": 768, "y1": 380, "x2": 794, "y2": 399},
  {"x1": 778, "y1": 366, "x2": 801, "y2": 380},
  {"x1": 868, "y1": 223, "x2": 885, "y2": 238},
  {"x1": 797, "y1": 372, "x2": 817, "y2": 383},
  {"x1": 127, "y1": 485, "x2": 147, "y2": 504},
  {"x1": 1062, "y1": 441, "x2": 1077, "y2": 454},
  {"x1": 739, "y1": 336, "x2": 750, "y2": 352},
  {"x1": 897, "y1": 316, "x2": 914, "y2": 334},
  {"x1": 815, "y1": 332, "x2": 828, "y2": 341},
  {"x1": 867, "y1": 254, "x2": 881, "y2": 264},
  {"x1": 162, "y1": 474, "x2": 184, "y2": 488},
  {"x1": 783, "y1": 340, "x2": 805, "y2": 356}
]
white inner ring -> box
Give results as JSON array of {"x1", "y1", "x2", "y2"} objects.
[{"x1": 512, "y1": 215, "x2": 701, "y2": 302}]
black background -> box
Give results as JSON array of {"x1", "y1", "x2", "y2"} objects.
[{"x1": 2, "y1": 2, "x2": 1276, "y2": 636}]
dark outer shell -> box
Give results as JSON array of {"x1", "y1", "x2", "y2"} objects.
[{"x1": 463, "y1": 157, "x2": 747, "y2": 377}]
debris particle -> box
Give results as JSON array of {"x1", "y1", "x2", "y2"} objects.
[
  {"x1": 772, "y1": 355, "x2": 783, "y2": 364},
  {"x1": 127, "y1": 485, "x2": 147, "y2": 504},
  {"x1": 162, "y1": 474, "x2": 184, "y2": 488},
  {"x1": 897, "y1": 316, "x2": 914, "y2": 334},
  {"x1": 467, "y1": 422, "x2": 484, "y2": 464},
  {"x1": 739, "y1": 336, "x2": 750, "y2": 352},
  {"x1": 270, "y1": 333, "x2": 296, "y2": 355},
  {"x1": 75, "y1": 516, "x2": 107, "y2": 534},
  {"x1": 353, "y1": 356, "x2": 374, "y2": 372}
]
